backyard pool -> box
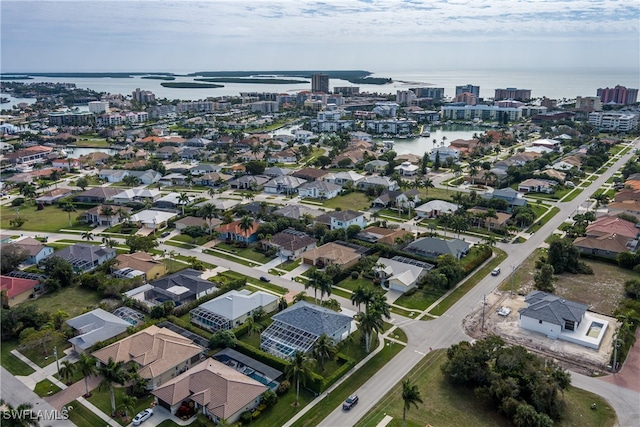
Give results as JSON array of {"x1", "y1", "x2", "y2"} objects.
[{"x1": 587, "y1": 321, "x2": 604, "y2": 338}]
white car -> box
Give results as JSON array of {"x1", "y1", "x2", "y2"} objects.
[
  {"x1": 497, "y1": 307, "x2": 512, "y2": 316},
  {"x1": 132, "y1": 408, "x2": 153, "y2": 426}
]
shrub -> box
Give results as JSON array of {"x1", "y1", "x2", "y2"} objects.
[
  {"x1": 251, "y1": 410, "x2": 261, "y2": 420},
  {"x1": 261, "y1": 390, "x2": 278, "y2": 407},
  {"x1": 234, "y1": 341, "x2": 291, "y2": 373},
  {"x1": 350, "y1": 271, "x2": 360, "y2": 279},
  {"x1": 239, "y1": 410, "x2": 252, "y2": 424},
  {"x1": 276, "y1": 380, "x2": 290, "y2": 395},
  {"x1": 11, "y1": 197, "x2": 24, "y2": 206}
]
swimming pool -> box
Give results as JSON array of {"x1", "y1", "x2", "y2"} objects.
[{"x1": 587, "y1": 321, "x2": 604, "y2": 338}]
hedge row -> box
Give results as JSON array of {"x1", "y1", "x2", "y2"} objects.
[
  {"x1": 319, "y1": 354, "x2": 355, "y2": 391},
  {"x1": 462, "y1": 247, "x2": 492, "y2": 274},
  {"x1": 167, "y1": 315, "x2": 213, "y2": 341},
  {"x1": 234, "y1": 341, "x2": 291, "y2": 373}
]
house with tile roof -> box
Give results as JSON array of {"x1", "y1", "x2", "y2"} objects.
[
  {"x1": 92, "y1": 325, "x2": 204, "y2": 390},
  {"x1": 152, "y1": 358, "x2": 267, "y2": 424},
  {"x1": 264, "y1": 229, "x2": 317, "y2": 261},
  {"x1": 114, "y1": 252, "x2": 167, "y2": 281},
  {"x1": 35, "y1": 187, "x2": 74, "y2": 205},
  {"x1": 518, "y1": 291, "x2": 608, "y2": 349},
  {"x1": 112, "y1": 188, "x2": 161, "y2": 205},
  {"x1": 272, "y1": 204, "x2": 325, "y2": 220},
  {"x1": 260, "y1": 301, "x2": 352, "y2": 359},
  {"x1": 301, "y1": 241, "x2": 365, "y2": 269},
  {"x1": 585, "y1": 216, "x2": 639, "y2": 239},
  {"x1": 291, "y1": 167, "x2": 329, "y2": 182},
  {"x1": 264, "y1": 175, "x2": 307, "y2": 195},
  {"x1": 614, "y1": 188, "x2": 640, "y2": 203},
  {"x1": 415, "y1": 200, "x2": 460, "y2": 219},
  {"x1": 73, "y1": 187, "x2": 121, "y2": 203},
  {"x1": 0, "y1": 275, "x2": 41, "y2": 307},
  {"x1": 190, "y1": 290, "x2": 279, "y2": 332},
  {"x1": 66, "y1": 308, "x2": 131, "y2": 353},
  {"x1": 83, "y1": 205, "x2": 133, "y2": 227},
  {"x1": 217, "y1": 219, "x2": 260, "y2": 244},
  {"x1": 573, "y1": 233, "x2": 639, "y2": 259},
  {"x1": 355, "y1": 226, "x2": 408, "y2": 245}
]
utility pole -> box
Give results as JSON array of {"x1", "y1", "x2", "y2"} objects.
[
  {"x1": 510, "y1": 264, "x2": 516, "y2": 296},
  {"x1": 612, "y1": 334, "x2": 620, "y2": 373},
  {"x1": 53, "y1": 346, "x2": 60, "y2": 377},
  {"x1": 481, "y1": 294, "x2": 486, "y2": 332}
]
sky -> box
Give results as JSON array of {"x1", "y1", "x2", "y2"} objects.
[{"x1": 1, "y1": 0, "x2": 639, "y2": 73}]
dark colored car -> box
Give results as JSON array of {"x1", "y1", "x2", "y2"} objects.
[
  {"x1": 160, "y1": 231, "x2": 170, "y2": 238},
  {"x1": 343, "y1": 395, "x2": 358, "y2": 410},
  {"x1": 259, "y1": 276, "x2": 271, "y2": 282}
]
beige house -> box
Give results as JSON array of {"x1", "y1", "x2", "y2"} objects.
[
  {"x1": 114, "y1": 252, "x2": 167, "y2": 281},
  {"x1": 301, "y1": 242, "x2": 363, "y2": 269},
  {"x1": 152, "y1": 358, "x2": 267, "y2": 424},
  {"x1": 92, "y1": 325, "x2": 204, "y2": 390}
]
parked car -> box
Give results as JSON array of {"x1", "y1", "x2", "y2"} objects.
[
  {"x1": 497, "y1": 307, "x2": 512, "y2": 316},
  {"x1": 343, "y1": 395, "x2": 359, "y2": 410},
  {"x1": 491, "y1": 267, "x2": 501, "y2": 276},
  {"x1": 132, "y1": 409, "x2": 153, "y2": 426},
  {"x1": 160, "y1": 231, "x2": 170, "y2": 238},
  {"x1": 260, "y1": 276, "x2": 271, "y2": 282}
]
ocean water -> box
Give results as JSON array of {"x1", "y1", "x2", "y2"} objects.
[{"x1": 2, "y1": 67, "x2": 637, "y2": 101}]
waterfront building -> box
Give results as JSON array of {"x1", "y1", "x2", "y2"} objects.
[
  {"x1": 588, "y1": 112, "x2": 639, "y2": 132},
  {"x1": 455, "y1": 84, "x2": 480, "y2": 98},
  {"x1": 597, "y1": 85, "x2": 638, "y2": 105},
  {"x1": 494, "y1": 88, "x2": 532, "y2": 101},
  {"x1": 88, "y1": 100, "x2": 109, "y2": 113},
  {"x1": 132, "y1": 88, "x2": 156, "y2": 103},
  {"x1": 311, "y1": 73, "x2": 329, "y2": 93}
]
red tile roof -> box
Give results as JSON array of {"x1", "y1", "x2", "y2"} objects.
[{"x1": 0, "y1": 275, "x2": 40, "y2": 299}]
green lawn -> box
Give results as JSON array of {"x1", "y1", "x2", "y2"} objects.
[
  {"x1": 322, "y1": 192, "x2": 371, "y2": 210},
  {"x1": 356, "y1": 350, "x2": 615, "y2": 427},
  {"x1": 215, "y1": 242, "x2": 276, "y2": 264},
  {"x1": 161, "y1": 258, "x2": 190, "y2": 273},
  {"x1": 18, "y1": 335, "x2": 71, "y2": 368},
  {"x1": 22, "y1": 284, "x2": 102, "y2": 317},
  {"x1": 0, "y1": 204, "x2": 79, "y2": 232},
  {"x1": 202, "y1": 248, "x2": 256, "y2": 267},
  {"x1": 75, "y1": 136, "x2": 110, "y2": 147},
  {"x1": 394, "y1": 288, "x2": 443, "y2": 311},
  {"x1": 561, "y1": 187, "x2": 584, "y2": 202},
  {"x1": 336, "y1": 276, "x2": 377, "y2": 292},
  {"x1": 526, "y1": 206, "x2": 560, "y2": 233},
  {"x1": 278, "y1": 259, "x2": 302, "y2": 271},
  {"x1": 67, "y1": 400, "x2": 108, "y2": 427},
  {"x1": 34, "y1": 378, "x2": 62, "y2": 397},
  {"x1": 87, "y1": 387, "x2": 154, "y2": 425},
  {"x1": 0, "y1": 340, "x2": 35, "y2": 376}
]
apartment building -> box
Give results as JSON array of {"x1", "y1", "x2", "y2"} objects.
[{"x1": 588, "y1": 112, "x2": 639, "y2": 132}]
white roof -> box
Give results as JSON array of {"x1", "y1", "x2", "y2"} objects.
[
  {"x1": 130, "y1": 209, "x2": 177, "y2": 225},
  {"x1": 415, "y1": 200, "x2": 459, "y2": 213},
  {"x1": 166, "y1": 285, "x2": 191, "y2": 295},
  {"x1": 196, "y1": 290, "x2": 278, "y2": 321}
]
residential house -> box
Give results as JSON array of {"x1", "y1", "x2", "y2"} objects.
[
  {"x1": 531, "y1": 138, "x2": 561, "y2": 150},
  {"x1": 83, "y1": 205, "x2": 132, "y2": 227},
  {"x1": 429, "y1": 146, "x2": 459, "y2": 162},
  {"x1": 92, "y1": 325, "x2": 204, "y2": 390},
  {"x1": 264, "y1": 167, "x2": 292, "y2": 178},
  {"x1": 66, "y1": 308, "x2": 131, "y2": 353},
  {"x1": 228, "y1": 175, "x2": 270, "y2": 191},
  {"x1": 414, "y1": 200, "x2": 459, "y2": 219},
  {"x1": 356, "y1": 226, "x2": 409, "y2": 245},
  {"x1": 536, "y1": 169, "x2": 566, "y2": 183},
  {"x1": 374, "y1": 256, "x2": 434, "y2": 293},
  {"x1": 129, "y1": 210, "x2": 177, "y2": 230},
  {"x1": 154, "y1": 193, "x2": 186, "y2": 210},
  {"x1": 301, "y1": 241, "x2": 366, "y2": 269},
  {"x1": 358, "y1": 176, "x2": 399, "y2": 191},
  {"x1": 79, "y1": 152, "x2": 111, "y2": 166},
  {"x1": 52, "y1": 244, "x2": 116, "y2": 273},
  {"x1": 315, "y1": 210, "x2": 367, "y2": 230},
  {"x1": 260, "y1": 301, "x2": 352, "y2": 359},
  {"x1": 112, "y1": 188, "x2": 161, "y2": 205},
  {"x1": 573, "y1": 233, "x2": 639, "y2": 259},
  {"x1": 264, "y1": 175, "x2": 307, "y2": 195},
  {"x1": 585, "y1": 216, "x2": 639, "y2": 239},
  {"x1": 404, "y1": 237, "x2": 470, "y2": 260},
  {"x1": 129, "y1": 169, "x2": 162, "y2": 185},
  {"x1": 323, "y1": 171, "x2": 365, "y2": 187},
  {"x1": 265, "y1": 229, "x2": 318, "y2": 261},
  {"x1": 267, "y1": 148, "x2": 297, "y2": 164},
  {"x1": 35, "y1": 188, "x2": 74, "y2": 205},
  {"x1": 190, "y1": 290, "x2": 279, "y2": 332},
  {"x1": 482, "y1": 188, "x2": 527, "y2": 211},
  {"x1": 146, "y1": 269, "x2": 218, "y2": 306},
  {"x1": 298, "y1": 180, "x2": 342, "y2": 200},
  {"x1": 448, "y1": 138, "x2": 479, "y2": 156},
  {"x1": 364, "y1": 160, "x2": 389, "y2": 173},
  {"x1": 518, "y1": 291, "x2": 608, "y2": 350},
  {"x1": 73, "y1": 187, "x2": 121, "y2": 203},
  {"x1": 159, "y1": 173, "x2": 188, "y2": 187},
  {"x1": 5, "y1": 237, "x2": 54, "y2": 265},
  {"x1": 190, "y1": 163, "x2": 221, "y2": 176},
  {"x1": 175, "y1": 216, "x2": 208, "y2": 231},
  {"x1": 371, "y1": 190, "x2": 402, "y2": 208},
  {"x1": 468, "y1": 208, "x2": 512, "y2": 230},
  {"x1": 395, "y1": 153, "x2": 421, "y2": 164},
  {"x1": 552, "y1": 156, "x2": 582, "y2": 171},
  {"x1": 118, "y1": 147, "x2": 148, "y2": 160},
  {"x1": 0, "y1": 275, "x2": 41, "y2": 307},
  {"x1": 614, "y1": 188, "x2": 640, "y2": 203},
  {"x1": 517, "y1": 178, "x2": 557, "y2": 194},
  {"x1": 394, "y1": 161, "x2": 419, "y2": 176},
  {"x1": 114, "y1": 252, "x2": 167, "y2": 281},
  {"x1": 4, "y1": 145, "x2": 53, "y2": 165},
  {"x1": 331, "y1": 149, "x2": 368, "y2": 167},
  {"x1": 291, "y1": 167, "x2": 329, "y2": 182},
  {"x1": 155, "y1": 146, "x2": 184, "y2": 160},
  {"x1": 194, "y1": 172, "x2": 232, "y2": 187},
  {"x1": 185, "y1": 137, "x2": 212, "y2": 147},
  {"x1": 272, "y1": 205, "x2": 325, "y2": 221},
  {"x1": 51, "y1": 158, "x2": 81, "y2": 170},
  {"x1": 98, "y1": 169, "x2": 130, "y2": 183},
  {"x1": 607, "y1": 200, "x2": 640, "y2": 221},
  {"x1": 180, "y1": 147, "x2": 203, "y2": 160},
  {"x1": 151, "y1": 358, "x2": 267, "y2": 424},
  {"x1": 624, "y1": 173, "x2": 640, "y2": 190},
  {"x1": 217, "y1": 219, "x2": 260, "y2": 244}
]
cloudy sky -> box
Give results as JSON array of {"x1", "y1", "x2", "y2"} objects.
[{"x1": 1, "y1": 0, "x2": 638, "y2": 73}]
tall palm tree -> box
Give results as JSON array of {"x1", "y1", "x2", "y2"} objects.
[
  {"x1": 0, "y1": 399, "x2": 39, "y2": 427},
  {"x1": 49, "y1": 169, "x2": 62, "y2": 189},
  {"x1": 98, "y1": 358, "x2": 127, "y2": 416},
  {"x1": 81, "y1": 231, "x2": 94, "y2": 241},
  {"x1": 198, "y1": 203, "x2": 216, "y2": 235},
  {"x1": 371, "y1": 293, "x2": 392, "y2": 320},
  {"x1": 238, "y1": 215, "x2": 254, "y2": 244},
  {"x1": 118, "y1": 395, "x2": 137, "y2": 422},
  {"x1": 63, "y1": 203, "x2": 76, "y2": 227},
  {"x1": 401, "y1": 379, "x2": 423, "y2": 427},
  {"x1": 356, "y1": 309, "x2": 385, "y2": 353},
  {"x1": 101, "y1": 205, "x2": 115, "y2": 226},
  {"x1": 177, "y1": 192, "x2": 190, "y2": 215},
  {"x1": 77, "y1": 353, "x2": 98, "y2": 397},
  {"x1": 59, "y1": 360, "x2": 76, "y2": 385},
  {"x1": 312, "y1": 334, "x2": 337, "y2": 371},
  {"x1": 423, "y1": 178, "x2": 434, "y2": 196},
  {"x1": 285, "y1": 351, "x2": 315, "y2": 406},
  {"x1": 351, "y1": 285, "x2": 375, "y2": 313}
]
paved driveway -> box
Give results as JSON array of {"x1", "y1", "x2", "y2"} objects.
[
  {"x1": 598, "y1": 329, "x2": 640, "y2": 393},
  {"x1": 45, "y1": 374, "x2": 102, "y2": 410}
]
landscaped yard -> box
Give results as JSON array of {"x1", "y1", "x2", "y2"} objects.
[
  {"x1": 355, "y1": 350, "x2": 615, "y2": 427},
  {"x1": 322, "y1": 192, "x2": 371, "y2": 211},
  {"x1": 34, "y1": 378, "x2": 62, "y2": 397},
  {"x1": 0, "y1": 340, "x2": 35, "y2": 376},
  {"x1": 0, "y1": 203, "x2": 80, "y2": 232},
  {"x1": 336, "y1": 276, "x2": 377, "y2": 292},
  {"x1": 67, "y1": 400, "x2": 108, "y2": 427},
  {"x1": 215, "y1": 242, "x2": 276, "y2": 264},
  {"x1": 22, "y1": 284, "x2": 103, "y2": 317},
  {"x1": 394, "y1": 287, "x2": 443, "y2": 311},
  {"x1": 277, "y1": 258, "x2": 301, "y2": 271},
  {"x1": 87, "y1": 386, "x2": 154, "y2": 426}
]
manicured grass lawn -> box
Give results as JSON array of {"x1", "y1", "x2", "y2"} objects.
[
  {"x1": 246, "y1": 281, "x2": 288, "y2": 295},
  {"x1": 561, "y1": 187, "x2": 583, "y2": 202},
  {"x1": 355, "y1": 350, "x2": 615, "y2": 427},
  {"x1": 278, "y1": 259, "x2": 301, "y2": 271},
  {"x1": 526, "y1": 206, "x2": 560, "y2": 233},
  {"x1": 172, "y1": 233, "x2": 212, "y2": 246},
  {"x1": 395, "y1": 287, "x2": 443, "y2": 311},
  {"x1": 0, "y1": 204, "x2": 76, "y2": 232},
  {"x1": 22, "y1": 284, "x2": 102, "y2": 317},
  {"x1": 161, "y1": 258, "x2": 190, "y2": 273},
  {"x1": 87, "y1": 387, "x2": 154, "y2": 425},
  {"x1": 18, "y1": 336, "x2": 71, "y2": 368},
  {"x1": 292, "y1": 341, "x2": 404, "y2": 427},
  {"x1": 203, "y1": 248, "x2": 257, "y2": 267},
  {"x1": 34, "y1": 378, "x2": 62, "y2": 397},
  {"x1": 75, "y1": 136, "x2": 110, "y2": 147},
  {"x1": 215, "y1": 242, "x2": 276, "y2": 264},
  {"x1": 67, "y1": 400, "x2": 108, "y2": 427},
  {"x1": 0, "y1": 340, "x2": 35, "y2": 376},
  {"x1": 322, "y1": 192, "x2": 371, "y2": 210},
  {"x1": 337, "y1": 276, "x2": 376, "y2": 292}
]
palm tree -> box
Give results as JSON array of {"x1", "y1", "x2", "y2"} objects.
[
  {"x1": 116, "y1": 207, "x2": 130, "y2": 225},
  {"x1": 371, "y1": 293, "x2": 392, "y2": 320},
  {"x1": 356, "y1": 309, "x2": 385, "y2": 353},
  {"x1": 77, "y1": 353, "x2": 98, "y2": 397},
  {"x1": 423, "y1": 178, "x2": 434, "y2": 197},
  {"x1": 63, "y1": 203, "x2": 76, "y2": 227},
  {"x1": 59, "y1": 360, "x2": 76, "y2": 385},
  {"x1": 238, "y1": 215, "x2": 254, "y2": 245},
  {"x1": 285, "y1": 351, "x2": 315, "y2": 406},
  {"x1": 312, "y1": 333, "x2": 337, "y2": 371},
  {"x1": 198, "y1": 203, "x2": 216, "y2": 235},
  {"x1": 0, "y1": 399, "x2": 39, "y2": 427},
  {"x1": 98, "y1": 358, "x2": 127, "y2": 416},
  {"x1": 401, "y1": 379, "x2": 423, "y2": 427},
  {"x1": 177, "y1": 192, "x2": 190, "y2": 215},
  {"x1": 351, "y1": 285, "x2": 375, "y2": 313},
  {"x1": 101, "y1": 205, "x2": 115, "y2": 226},
  {"x1": 49, "y1": 169, "x2": 62, "y2": 188},
  {"x1": 118, "y1": 395, "x2": 137, "y2": 422},
  {"x1": 81, "y1": 231, "x2": 94, "y2": 241}
]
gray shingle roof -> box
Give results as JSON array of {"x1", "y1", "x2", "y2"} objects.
[
  {"x1": 66, "y1": 308, "x2": 131, "y2": 350},
  {"x1": 519, "y1": 291, "x2": 587, "y2": 326},
  {"x1": 272, "y1": 301, "x2": 352, "y2": 337}
]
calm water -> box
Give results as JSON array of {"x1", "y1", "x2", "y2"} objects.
[{"x1": 2, "y1": 67, "x2": 637, "y2": 101}]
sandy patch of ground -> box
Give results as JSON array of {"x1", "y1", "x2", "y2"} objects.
[{"x1": 464, "y1": 291, "x2": 618, "y2": 375}]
